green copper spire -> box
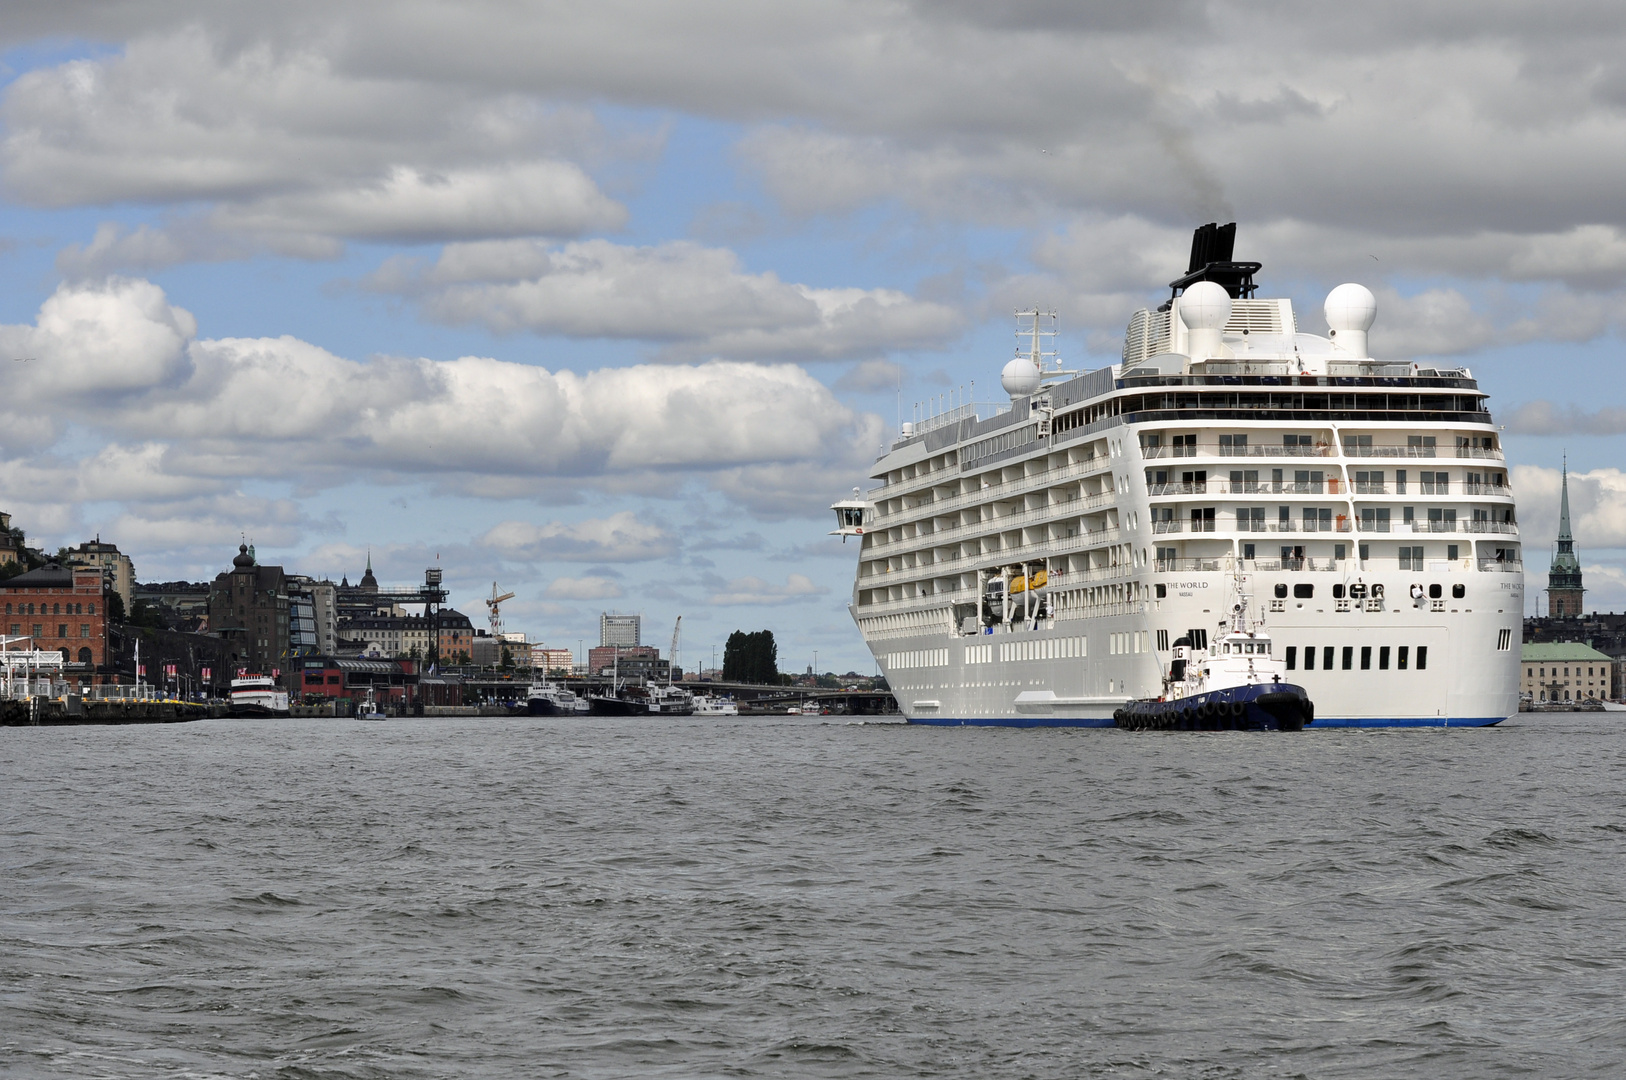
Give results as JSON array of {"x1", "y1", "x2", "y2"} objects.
[
  {"x1": 1552, "y1": 456, "x2": 1581, "y2": 573},
  {"x1": 1548, "y1": 454, "x2": 1585, "y2": 616}
]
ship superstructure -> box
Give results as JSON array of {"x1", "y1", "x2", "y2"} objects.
[{"x1": 834, "y1": 224, "x2": 1522, "y2": 726}]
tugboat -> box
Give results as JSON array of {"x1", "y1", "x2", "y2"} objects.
[{"x1": 1115, "y1": 589, "x2": 1312, "y2": 732}]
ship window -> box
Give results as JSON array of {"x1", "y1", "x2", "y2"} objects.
[
  {"x1": 1293, "y1": 584, "x2": 1314, "y2": 599},
  {"x1": 1343, "y1": 646, "x2": 1353, "y2": 670},
  {"x1": 1274, "y1": 584, "x2": 1288, "y2": 598},
  {"x1": 1155, "y1": 584, "x2": 1166, "y2": 599},
  {"x1": 1285, "y1": 646, "x2": 1297, "y2": 670},
  {"x1": 1333, "y1": 584, "x2": 1345, "y2": 599},
  {"x1": 1452, "y1": 584, "x2": 1465, "y2": 599},
  {"x1": 1379, "y1": 646, "x2": 1390, "y2": 670},
  {"x1": 1398, "y1": 646, "x2": 1409, "y2": 670},
  {"x1": 1417, "y1": 646, "x2": 1428, "y2": 670},
  {"x1": 1304, "y1": 645, "x2": 1315, "y2": 670},
  {"x1": 1429, "y1": 583, "x2": 1442, "y2": 599},
  {"x1": 1361, "y1": 646, "x2": 1372, "y2": 670}
]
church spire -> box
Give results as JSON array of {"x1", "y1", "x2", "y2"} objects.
[
  {"x1": 1556, "y1": 454, "x2": 1575, "y2": 549},
  {"x1": 1548, "y1": 453, "x2": 1584, "y2": 617}
]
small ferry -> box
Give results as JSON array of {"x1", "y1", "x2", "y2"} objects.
[
  {"x1": 693, "y1": 694, "x2": 739, "y2": 716},
  {"x1": 228, "y1": 675, "x2": 290, "y2": 718}
]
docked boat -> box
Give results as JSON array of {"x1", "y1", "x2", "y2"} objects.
[
  {"x1": 526, "y1": 681, "x2": 589, "y2": 716},
  {"x1": 356, "y1": 688, "x2": 387, "y2": 721},
  {"x1": 832, "y1": 222, "x2": 1521, "y2": 727},
  {"x1": 693, "y1": 694, "x2": 739, "y2": 716},
  {"x1": 646, "y1": 683, "x2": 694, "y2": 715},
  {"x1": 228, "y1": 675, "x2": 290, "y2": 718}
]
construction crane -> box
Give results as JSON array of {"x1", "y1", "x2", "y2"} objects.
[
  {"x1": 669, "y1": 615, "x2": 681, "y2": 685},
  {"x1": 485, "y1": 582, "x2": 515, "y2": 638}
]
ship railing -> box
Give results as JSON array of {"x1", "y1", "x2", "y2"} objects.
[
  {"x1": 1149, "y1": 480, "x2": 1334, "y2": 496},
  {"x1": 1344, "y1": 445, "x2": 1441, "y2": 458},
  {"x1": 1243, "y1": 557, "x2": 1341, "y2": 571},
  {"x1": 1352, "y1": 482, "x2": 1388, "y2": 494},
  {"x1": 1152, "y1": 520, "x2": 1183, "y2": 534},
  {"x1": 1461, "y1": 482, "x2": 1510, "y2": 495},
  {"x1": 1478, "y1": 559, "x2": 1523, "y2": 572},
  {"x1": 1141, "y1": 444, "x2": 1333, "y2": 460},
  {"x1": 1155, "y1": 558, "x2": 1233, "y2": 573},
  {"x1": 1463, "y1": 520, "x2": 1518, "y2": 534},
  {"x1": 1456, "y1": 447, "x2": 1506, "y2": 460}
]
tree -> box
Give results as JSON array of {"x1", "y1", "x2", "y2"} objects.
[
  {"x1": 106, "y1": 590, "x2": 127, "y2": 622},
  {"x1": 723, "y1": 629, "x2": 778, "y2": 684}
]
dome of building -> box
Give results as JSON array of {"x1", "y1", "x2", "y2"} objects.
[{"x1": 232, "y1": 543, "x2": 254, "y2": 569}]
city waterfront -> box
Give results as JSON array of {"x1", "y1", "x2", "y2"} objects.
[{"x1": 4, "y1": 714, "x2": 1623, "y2": 1078}]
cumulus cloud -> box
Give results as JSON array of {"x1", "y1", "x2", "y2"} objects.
[
  {"x1": 1512, "y1": 465, "x2": 1626, "y2": 550},
  {"x1": 0, "y1": 278, "x2": 882, "y2": 520},
  {"x1": 3, "y1": 28, "x2": 627, "y2": 262},
  {"x1": 479, "y1": 512, "x2": 674, "y2": 562},
  {"x1": 367, "y1": 238, "x2": 964, "y2": 360},
  {"x1": 543, "y1": 575, "x2": 625, "y2": 600},
  {"x1": 1505, "y1": 402, "x2": 1626, "y2": 436},
  {"x1": 706, "y1": 572, "x2": 827, "y2": 605}
]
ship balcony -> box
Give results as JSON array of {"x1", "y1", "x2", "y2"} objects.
[
  {"x1": 870, "y1": 455, "x2": 1111, "y2": 521},
  {"x1": 863, "y1": 495, "x2": 1118, "y2": 556},
  {"x1": 1148, "y1": 479, "x2": 1348, "y2": 496},
  {"x1": 1478, "y1": 558, "x2": 1523, "y2": 572},
  {"x1": 1141, "y1": 442, "x2": 1505, "y2": 463},
  {"x1": 1141, "y1": 444, "x2": 1333, "y2": 460}
]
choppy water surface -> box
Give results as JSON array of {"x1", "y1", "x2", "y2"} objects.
[{"x1": 3, "y1": 714, "x2": 1625, "y2": 1079}]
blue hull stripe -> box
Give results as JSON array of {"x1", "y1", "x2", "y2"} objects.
[{"x1": 906, "y1": 715, "x2": 1506, "y2": 729}]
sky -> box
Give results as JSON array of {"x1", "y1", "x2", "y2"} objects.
[{"x1": 2, "y1": 2, "x2": 1626, "y2": 672}]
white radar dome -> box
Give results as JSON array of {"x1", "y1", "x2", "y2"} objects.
[
  {"x1": 1325, "y1": 283, "x2": 1377, "y2": 332},
  {"x1": 1001, "y1": 357, "x2": 1042, "y2": 399},
  {"x1": 1325, "y1": 282, "x2": 1376, "y2": 357},
  {"x1": 1177, "y1": 280, "x2": 1233, "y2": 330}
]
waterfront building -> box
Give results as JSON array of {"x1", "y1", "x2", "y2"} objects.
[
  {"x1": 1547, "y1": 461, "x2": 1585, "y2": 618},
  {"x1": 134, "y1": 581, "x2": 211, "y2": 629},
  {"x1": 207, "y1": 544, "x2": 291, "y2": 678},
  {"x1": 437, "y1": 609, "x2": 474, "y2": 662},
  {"x1": 534, "y1": 646, "x2": 573, "y2": 675},
  {"x1": 345, "y1": 614, "x2": 433, "y2": 658},
  {"x1": 588, "y1": 643, "x2": 667, "y2": 681},
  {"x1": 1522, "y1": 641, "x2": 1613, "y2": 703},
  {"x1": 0, "y1": 511, "x2": 21, "y2": 567},
  {"x1": 0, "y1": 562, "x2": 111, "y2": 676},
  {"x1": 64, "y1": 539, "x2": 136, "y2": 614},
  {"x1": 600, "y1": 612, "x2": 640, "y2": 648}
]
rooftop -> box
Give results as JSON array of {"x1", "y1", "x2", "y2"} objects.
[{"x1": 1520, "y1": 641, "x2": 1613, "y2": 662}]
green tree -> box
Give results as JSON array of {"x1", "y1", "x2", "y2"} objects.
[
  {"x1": 106, "y1": 590, "x2": 126, "y2": 622},
  {"x1": 723, "y1": 629, "x2": 778, "y2": 683}
]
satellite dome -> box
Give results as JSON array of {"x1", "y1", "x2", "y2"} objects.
[
  {"x1": 1324, "y1": 282, "x2": 1377, "y2": 332},
  {"x1": 1178, "y1": 280, "x2": 1232, "y2": 331},
  {"x1": 1001, "y1": 357, "x2": 1042, "y2": 399}
]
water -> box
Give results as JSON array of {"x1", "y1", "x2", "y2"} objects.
[{"x1": 3, "y1": 714, "x2": 1624, "y2": 1079}]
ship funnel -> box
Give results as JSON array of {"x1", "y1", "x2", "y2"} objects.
[
  {"x1": 1325, "y1": 283, "x2": 1376, "y2": 358},
  {"x1": 1178, "y1": 280, "x2": 1231, "y2": 361}
]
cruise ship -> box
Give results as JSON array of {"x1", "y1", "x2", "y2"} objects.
[{"x1": 832, "y1": 224, "x2": 1523, "y2": 727}]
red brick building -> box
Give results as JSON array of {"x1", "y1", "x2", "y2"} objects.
[{"x1": 0, "y1": 563, "x2": 111, "y2": 678}]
